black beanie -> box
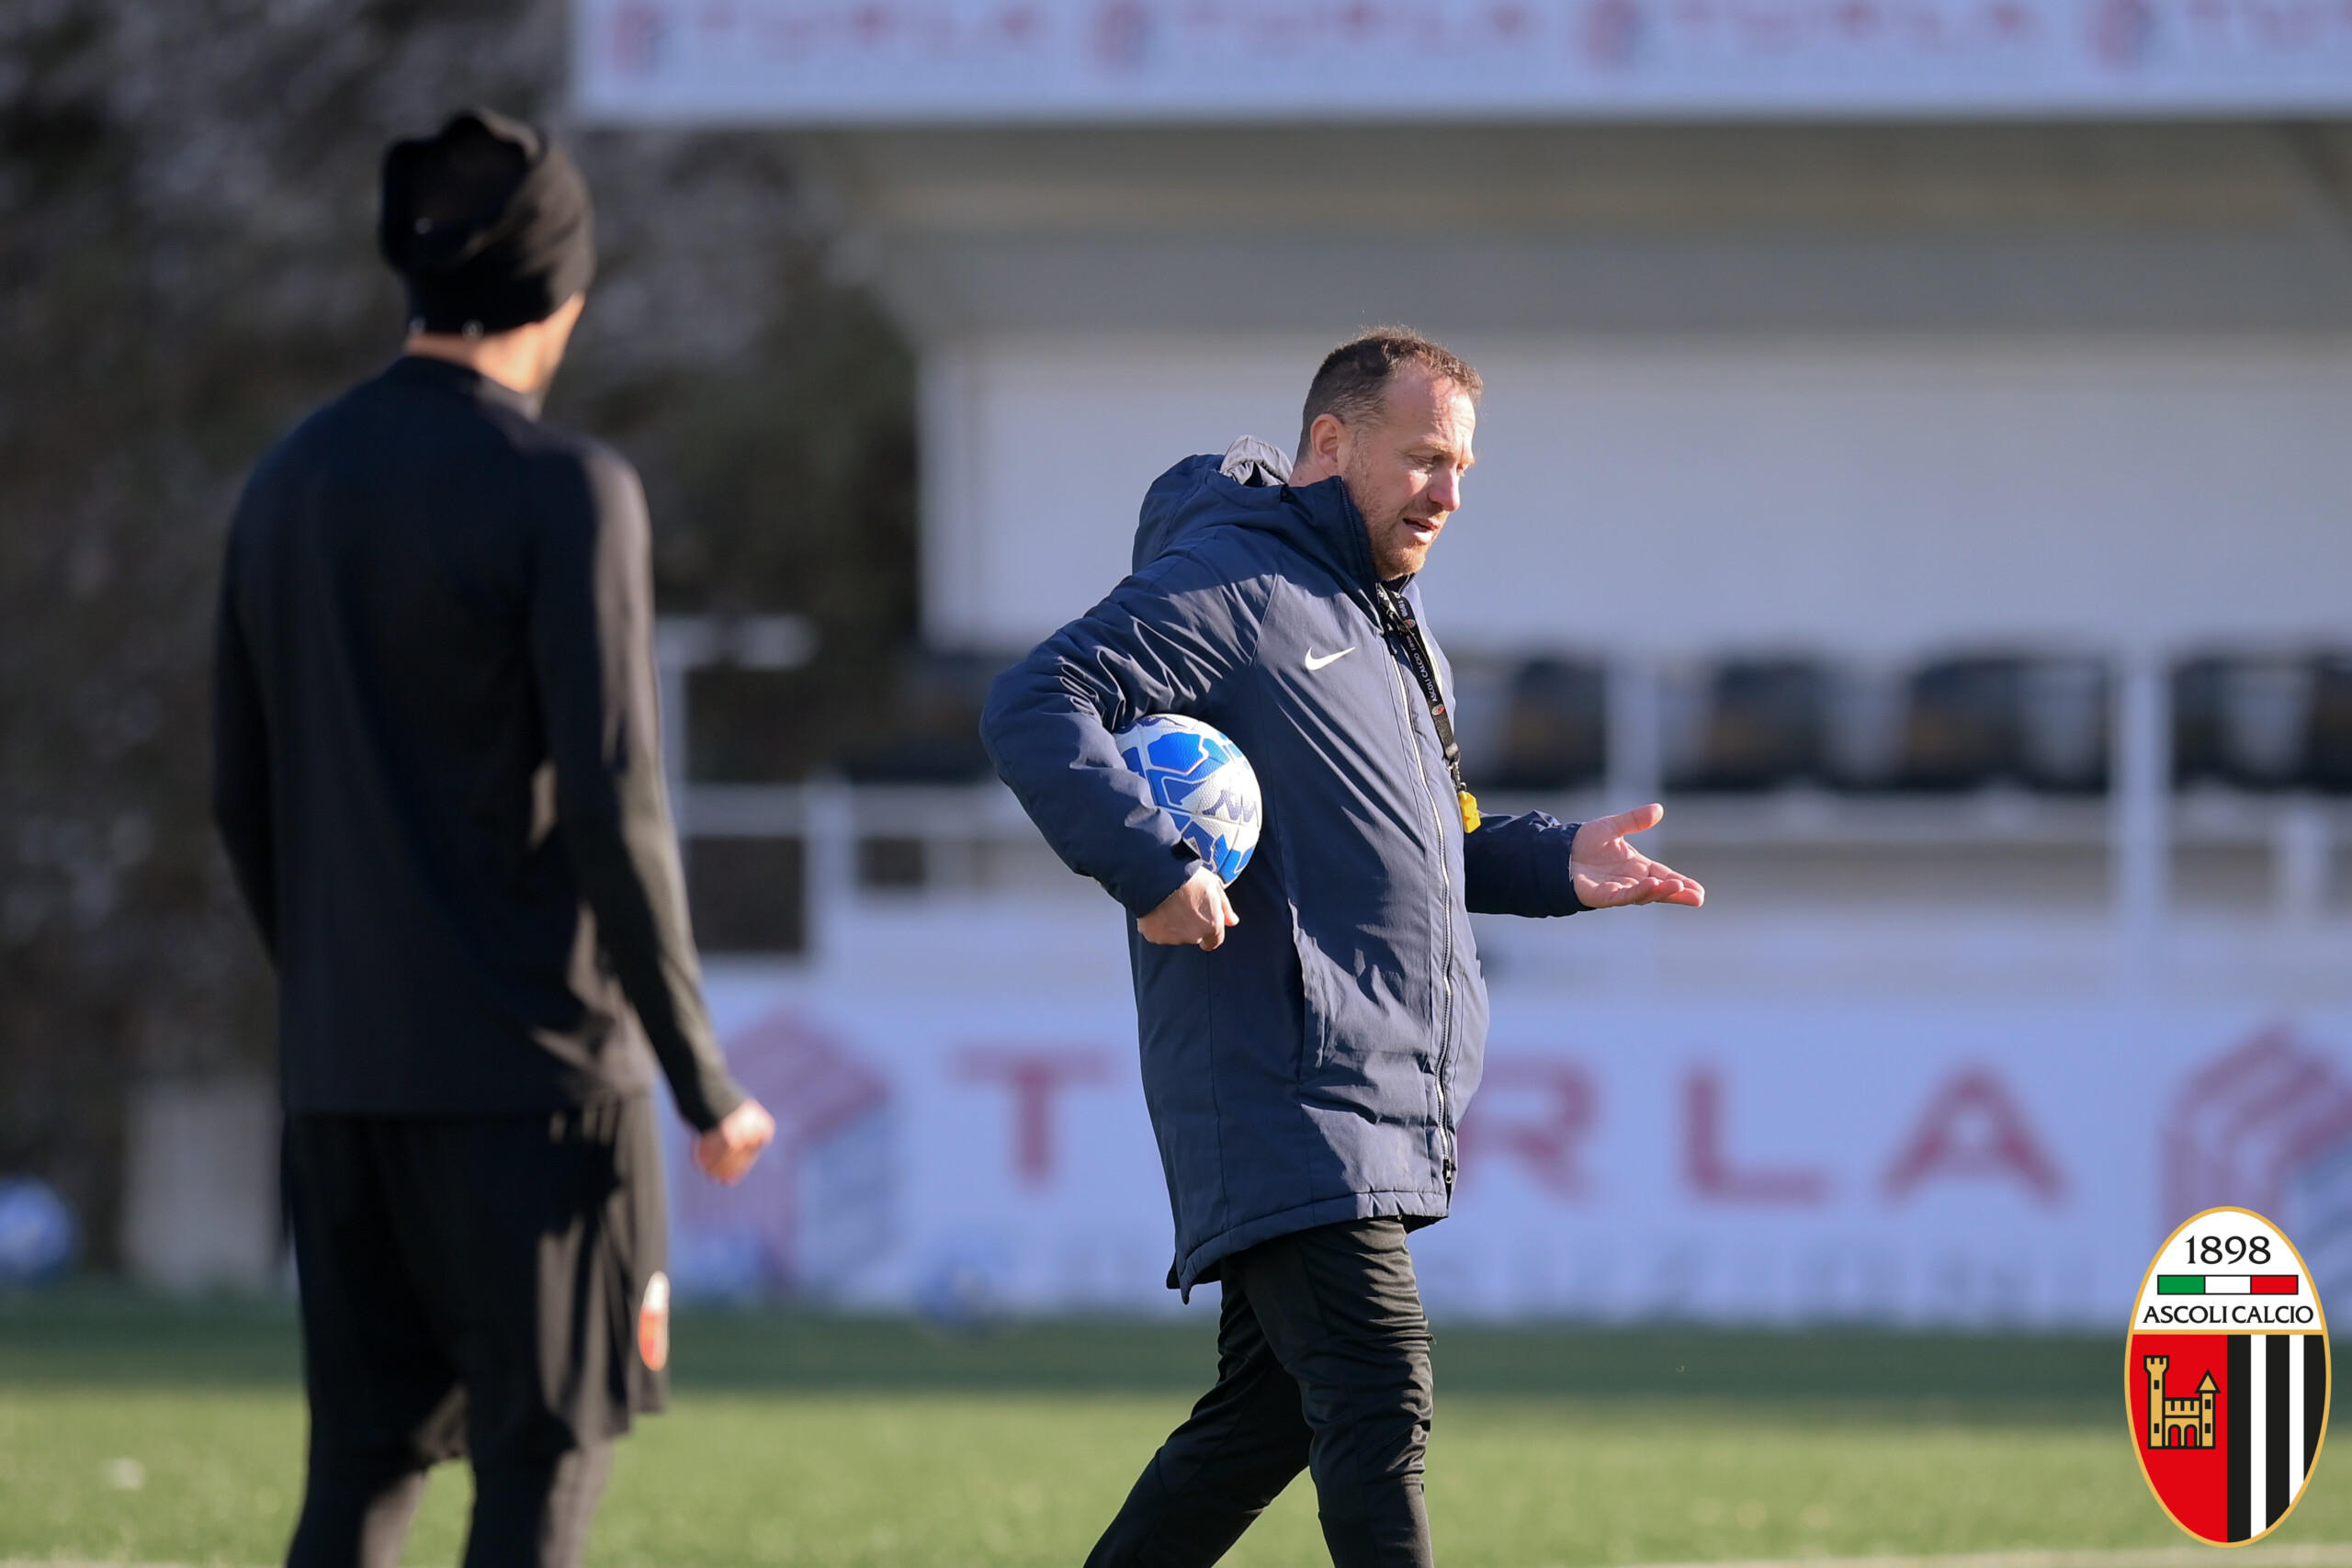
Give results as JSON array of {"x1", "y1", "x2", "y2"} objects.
[{"x1": 379, "y1": 109, "x2": 595, "y2": 336}]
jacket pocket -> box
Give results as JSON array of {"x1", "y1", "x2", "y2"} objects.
[{"x1": 1292, "y1": 930, "x2": 1417, "y2": 1095}]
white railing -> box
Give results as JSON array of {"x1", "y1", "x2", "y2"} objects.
[{"x1": 654, "y1": 619, "x2": 2346, "y2": 995}]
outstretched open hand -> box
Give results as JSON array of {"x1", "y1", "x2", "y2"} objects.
[{"x1": 1569, "y1": 804, "x2": 1705, "y2": 909}]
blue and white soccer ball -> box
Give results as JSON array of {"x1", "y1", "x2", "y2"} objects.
[{"x1": 1113, "y1": 714, "x2": 1262, "y2": 885}]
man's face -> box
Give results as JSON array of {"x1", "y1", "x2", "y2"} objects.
[{"x1": 1337, "y1": 367, "x2": 1477, "y2": 581}]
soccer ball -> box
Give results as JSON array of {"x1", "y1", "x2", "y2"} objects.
[{"x1": 1113, "y1": 714, "x2": 1262, "y2": 885}]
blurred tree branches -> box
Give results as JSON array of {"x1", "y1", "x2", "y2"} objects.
[{"x1": 0, "y1": 0, "x2": 915, "y2": 1259}]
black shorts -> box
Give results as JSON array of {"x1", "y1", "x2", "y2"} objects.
[{"x1": 284, "y1": 1096, "x2": 668, "y2": 1474}]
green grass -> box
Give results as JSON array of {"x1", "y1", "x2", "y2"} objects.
[{"x1": 2, "y1": 1289, "x2": 2345, "y2": 1566}]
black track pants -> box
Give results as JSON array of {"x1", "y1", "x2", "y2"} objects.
[
  {"x1": 282, "y1": 1103, "x2": 663, "y2": 1568},
  {"x1": 285, "y1": 1445, "x2": 612, "y2": 1568},
  {"x1": 1085, "y1": 1218, "x2": 1435, "y2": 1568}
]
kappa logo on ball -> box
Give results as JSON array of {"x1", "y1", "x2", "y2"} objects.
[
  {"x1": 638, "y1": 1269, "x2": 671, "y2": 1373},
  {"x1": 2131, "y1": 1207, "x2": 2331, "y2": 1544}
]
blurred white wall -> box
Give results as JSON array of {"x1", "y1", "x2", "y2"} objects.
[
  {"x1": 120, "y1": 1077, "x2": 278, "y2": 1294},
  {"x1": 922, "y1": 333, "x2": 2352, "y2": 657},
  {"x1": 798, "y1": 122, "x2": 2352, "y2": 660}
]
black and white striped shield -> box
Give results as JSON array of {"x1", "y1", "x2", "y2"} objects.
[{"x1": 2131, "y1": 1206, "x2": 2331, "y2": 1544}]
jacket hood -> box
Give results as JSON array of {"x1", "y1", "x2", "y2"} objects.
[{"x1": 1132, "y1": 453, "x2": 1380, "y2": 590}]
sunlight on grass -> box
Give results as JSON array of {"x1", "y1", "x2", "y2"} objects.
[{"x1": 9, "y1": 1387, "x2": 2346, "y2": 1567}]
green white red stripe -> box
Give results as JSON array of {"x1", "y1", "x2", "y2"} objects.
[{"x1": 2158, "y1": 1275, "x2": 2299, "y2": 1296}]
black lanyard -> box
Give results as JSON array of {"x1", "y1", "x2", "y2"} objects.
[{"x1": 1373, "y1": 583, "x2": 1481, "y2": 832}]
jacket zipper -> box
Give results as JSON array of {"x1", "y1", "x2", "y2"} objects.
[{"x1": 1373, "y1": 586, "x2": 1459, "y2": 1194}]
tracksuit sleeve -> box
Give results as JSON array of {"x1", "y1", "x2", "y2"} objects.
[
  {"x1": 981, "y1": 558, "x2": 1261, "y2": 919},
  {"x1": 1462, "y1": 810, "x2": 1589, "y2": 918},
  {"x1": 1427, "y1": 610, "x2": 1584, "y2": 919},
  {"x1": 209, "y1": 523, "x2": 277, "y2": 957},
  {"x1": 529, "y1": 449, "x2": 745, "y2": 1133}
]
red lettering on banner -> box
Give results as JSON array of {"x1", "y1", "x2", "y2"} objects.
[
  {"x1": 955, "y1": 1048, "x2": 1114, "y2": 1184},
  {"x1": 1459, "y1": 1056, "x2": 1598, "y2": 1196},
  {"x1": 1881, "y1": 1066, "x2": 2064, "y2": 1204},
  {"x1": 1683, "y1": 1067, "x2": 1829, "y2": 1203}
]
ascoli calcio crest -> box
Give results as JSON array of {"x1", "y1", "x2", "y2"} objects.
[{"x1": 2132, "y1": 1206, "x2": 2331, "y2": 1544}]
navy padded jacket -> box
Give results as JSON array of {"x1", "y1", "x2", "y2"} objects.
[{"x1": 982, "y1": 456, "x2": 1587, "y2": 1291}]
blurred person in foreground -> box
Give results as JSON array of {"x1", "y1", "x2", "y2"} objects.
[
  {"x1": 211, "y1": 109, "x2": 774, "y2": 1568},
  {"x1": 983, "y1": 330, "x2": 1704, "y2": 1568}
]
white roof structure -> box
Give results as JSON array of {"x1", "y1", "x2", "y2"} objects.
[
  {"x1": 573, "y1": 18, "x2": 2352, "y2": 658},
  {"x1": 574, "y1": 0, "x2": 2352, "y2": 122}
]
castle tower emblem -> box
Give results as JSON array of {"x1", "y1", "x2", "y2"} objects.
[
  {"x1": 2143, "y1": 1353, "x2": 2217, "y2": 1450},
  {"x1": 2132, "y1": 1206, "x2": 2331, "y2": 1544}
]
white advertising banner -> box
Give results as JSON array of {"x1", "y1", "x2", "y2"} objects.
[
  {"x1": 573, "y1": 0, "x2": 2352, "y2": 122},
  {"x1": 667, "y1": 964, "x2": 2352, "y2": 1326}
]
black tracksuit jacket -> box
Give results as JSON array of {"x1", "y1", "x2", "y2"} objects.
[{"x1": 211, "y1": 355, "x2": 742, "y2": 1130}]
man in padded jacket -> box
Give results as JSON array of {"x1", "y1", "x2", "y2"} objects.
[{"x1": 982, "y1": 328, "x2": 1704, "y2": 1568}]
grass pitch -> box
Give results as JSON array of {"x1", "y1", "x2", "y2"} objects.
[{"x1": 1, "y1": 1291, "x2": 2344, "y2": 1567}]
